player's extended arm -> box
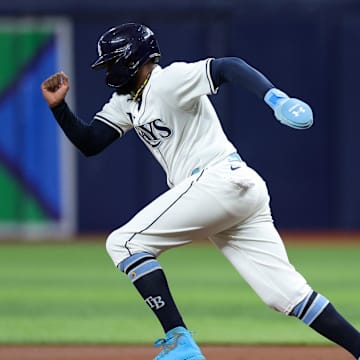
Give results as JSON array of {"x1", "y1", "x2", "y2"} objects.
[
  {"x1": 41, "y1": 72, "x2": 119, "y2": 156},
  {"x1": 210, "y1": 57, "x2": 313, "y2": 129}
]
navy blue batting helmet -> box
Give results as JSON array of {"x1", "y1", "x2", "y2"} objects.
[{"x1": 91, "y1": 23, "x2": 161, "y2": 88}]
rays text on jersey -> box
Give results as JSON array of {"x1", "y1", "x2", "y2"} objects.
[{"x1": 135, "y1": 118, "x2": 172, "y2": 148}]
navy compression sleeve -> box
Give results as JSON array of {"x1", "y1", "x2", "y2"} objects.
[
  {"x1": 210, "y1": 57, "x2": 274, "y2": 98},
  {"x1": 51, "y1": 101, "x2": 119, "y2": 156}
]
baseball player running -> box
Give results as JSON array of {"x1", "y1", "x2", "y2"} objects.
[{"x1": 41, "y1": 23, "x2": 360, "y2": 360}]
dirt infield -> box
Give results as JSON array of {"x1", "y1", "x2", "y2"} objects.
[{"x1": 0, "y1": 345, "x2": 355, "y2": 360}]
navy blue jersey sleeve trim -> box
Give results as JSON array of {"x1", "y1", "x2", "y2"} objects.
[
  {"x1": 210, "y1": 57, "x2": 274, "y2": 98},
  {"x1": 51, "y1": 101, "x2": 120, "y2": 156},
  {"x1": 206, "y1": 58, "x2": 217, "y2": 94},
  {"x1": 94, "y1": 114, "x2": 125, "y2": 136}
]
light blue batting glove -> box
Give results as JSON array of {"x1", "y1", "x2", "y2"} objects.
[{"x1": 264, "y1": 88, "x2": 313, "y2": 129}]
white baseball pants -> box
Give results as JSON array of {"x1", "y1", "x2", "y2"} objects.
[{"x1": 106, "y1": 156, "x2": 311, "y2": 314}]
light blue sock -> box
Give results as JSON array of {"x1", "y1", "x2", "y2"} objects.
[{"x1": 292, "y1": 291, "x2": 360, "y2": 358}]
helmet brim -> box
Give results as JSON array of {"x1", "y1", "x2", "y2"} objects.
[
  {"x1": 91, "y1": 58, "x2": 105, "y2": 70},
  {"x1": 91, "y1": 54, "x2": 117, "y2": 70}
]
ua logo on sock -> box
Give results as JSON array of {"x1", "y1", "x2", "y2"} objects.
[{"x1": 145, "y1": 295, "x2": 166, "y2": 310}]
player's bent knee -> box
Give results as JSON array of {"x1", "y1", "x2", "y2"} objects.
[{"x1": 105, "y1": 229, "x2": 129, "y2": 266}]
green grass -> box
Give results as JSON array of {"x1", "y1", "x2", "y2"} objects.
[{"x1": 0, "y1": 240, "x2": 359, "y2": 345}]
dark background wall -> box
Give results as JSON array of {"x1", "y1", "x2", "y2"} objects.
[{"x1": 2, "y1": 0, "x2": 360, "y2": 233}]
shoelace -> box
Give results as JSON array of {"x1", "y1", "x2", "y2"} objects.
[
  {"x1": 154, "y1": 333, "x2": 181, "y2": 354},
  {"x1": 154, "y1": 338, "x2": 167, "y2": 348}
]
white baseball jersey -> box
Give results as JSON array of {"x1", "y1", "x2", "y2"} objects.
[
  {"x1": 94, "y1": 58, "x2": 236, "y2": 187},
  {"x1": 100, "y1": 58, "x2": 311, "y2": 315}
]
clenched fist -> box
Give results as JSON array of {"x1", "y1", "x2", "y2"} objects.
[{"x1": 41, "y1": 72, "x2": 70, "y2": 108}]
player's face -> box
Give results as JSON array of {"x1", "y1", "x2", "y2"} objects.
[
  {"x1": 105, "y1": 58, "x2": 136, "y2": 90},
  {"x1": 115, "y1": 77, "x2": 138, "y2": 95}
]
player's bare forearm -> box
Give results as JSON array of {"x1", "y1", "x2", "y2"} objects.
[{"x1": 41, "y1": 72, "x2": 69, "y2": 108}]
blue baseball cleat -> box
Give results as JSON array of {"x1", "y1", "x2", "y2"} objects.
[{"x1": 153, "y1": 326, "x2": 206, "y2": 360}]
